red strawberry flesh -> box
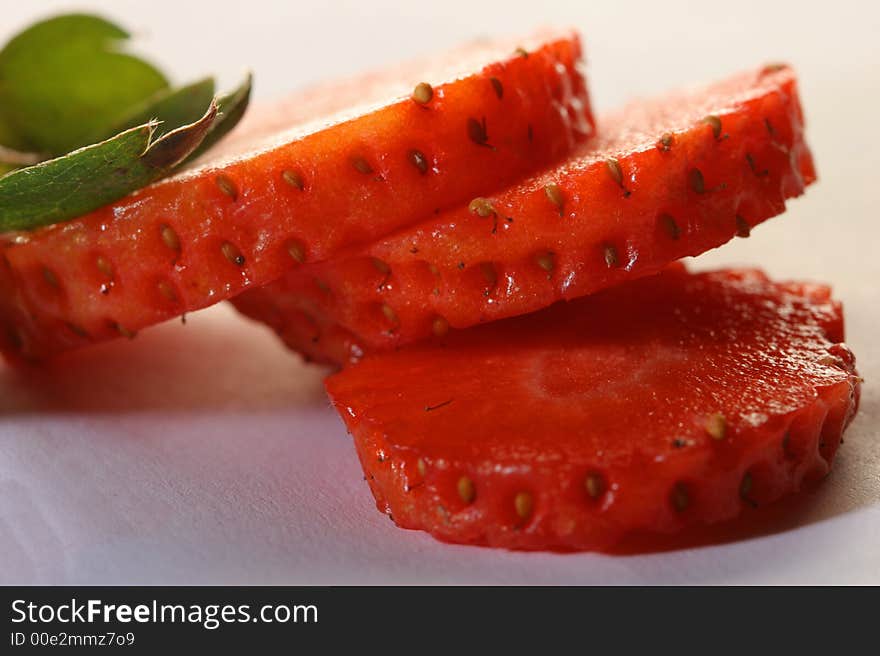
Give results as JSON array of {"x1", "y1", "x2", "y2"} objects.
[
  {"x1": 0, "y1": 30, "x2": 592, "y2": 360},
  {"x1": 237, "y1": 65, "x2": 814, "y2": 363},
  {"x1": 326, "y1": 266, "x2": 861, "y2": 551}
]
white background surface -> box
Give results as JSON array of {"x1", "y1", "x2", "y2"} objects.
[{"x1": 1, "y1": 0, "x2": 878, "y2": 584}]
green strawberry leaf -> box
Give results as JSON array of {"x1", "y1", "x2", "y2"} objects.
[
  {"x1": 0, "y1": 13, "x2": 169, "y2": 155},
  {"x1": 94, "y1": 77, "x2": 217, "y2": 143},
  {"x1": 184, "y1": 72, "x2": 252, "y2": 164},
  {"x1": 0, "y1": 114, "x2": 21, "y2": 151},
  {"x1": 0, "y1": 106, "x2": 40, "y2": 175},
  {"x1": 0, "y1": 100, "x2": 217, "y2": 232},
  {"x1": 0, "y1": 14, "x2": 252, "y2": 232}
]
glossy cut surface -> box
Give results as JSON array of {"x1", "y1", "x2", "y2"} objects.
[
  {"x1": 239, "y1": 65, "x2": 814, "y2": 363},
  {"x1": 327, "y1": 267, "x2": 861, "y2": 551}
]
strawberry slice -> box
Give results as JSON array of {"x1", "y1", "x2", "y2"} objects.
[
  {"x1": 233, "y1": 280, "x2": 362, "y2": 366},
  {"x1": 0, "y1": 30, "x2": 591, "y2": 360},
  {"x1": 236, "y1": 65, "x2": 814, "y2": 362},
  {"x1": 326, "y1": 266, "x2": 861, "y2": 551}
]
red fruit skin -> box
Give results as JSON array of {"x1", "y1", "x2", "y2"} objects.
[
  {"x1": 326, "y1": 267, "x2": 861, "y2": 552},
  {"x1": 236, "y1": 65, "x2": 815, "y2": 364},
  {"x1": 0, "y1": 31, "x2": 592, "y2": 361}
]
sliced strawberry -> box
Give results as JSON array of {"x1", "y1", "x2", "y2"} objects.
[
  {"x1": 0, "y1": 30, "x2": 591, "y2": 360},
  {"x1": 237, "y1": 65, "x2": 814, "y2": 362},
  {"x1": 233, "y1": 282, "x2": 363, "y2": 366},
  {"x1": 326, "y1": 266, "x2": 861, "y2": 551}
]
